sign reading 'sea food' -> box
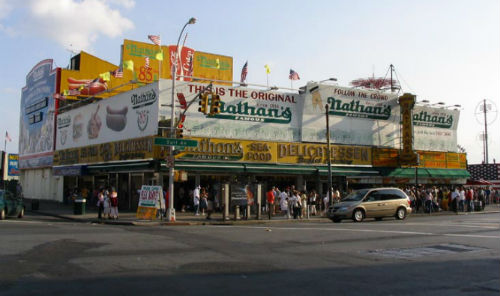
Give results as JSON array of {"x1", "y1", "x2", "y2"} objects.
[
  {"x1": 301, "y1": 83, "x2": 400, "y2": 147},
  {"x1": 159, "y1": 80, "x2": 303, "y2": 142},
  {"x1": 413, "y1": 105, "x2": 459, "y2": 152},
  {"x1": 56, "y1": 83, "x2": 159, "y2": 150}
]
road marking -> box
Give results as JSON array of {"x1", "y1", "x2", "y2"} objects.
[
  {"x1": 0, "y1": 220, "x2": 48, "y2": 225},
  {"x1": 368, "y1": 243, "x2": 486, "y2": 259},
  {"x1": 389, "y1": 222, "x2": 499, "y2": 229},
  {"x1": 222, "y1": 225, "x2": 500, "y2": 240}
]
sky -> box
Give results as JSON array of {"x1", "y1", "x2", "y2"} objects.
[{"x1": 0, "y1": 0, "x2": 499, "y2": 164}]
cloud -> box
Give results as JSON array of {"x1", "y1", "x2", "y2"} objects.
[
  {"x1": 23, "y1": 0, "x2": 135, "y2": 51},
  {"x1": 0, "y1": 0, "x2": 13, "y2": 20}
]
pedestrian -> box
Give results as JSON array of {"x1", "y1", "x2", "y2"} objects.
[
  {"x1": 110, "y1": 187, "x2": 119, "y2": 219},
  {"x1": 193, "y1": 185, "x2": 200, "y2": 215},
  {"x1": 97, "y1": 188, "x2": 104, "y2": 219},
  {"x1": 308, "y1": 190, "x2": 317, "y2": 216},
  {"x1": 300, "y1": 190, "x2": 308, "y2": 218},
  {"x1": 206, "y1": 188, "x2": 214, "y2": 220},
  {"x1": 200, "y1": 187, "x2": 208, "y2": 216},
  {"x1": 266, "y1": 186, "x2": 275, "y2": 219},
  {"x1": 280, "y1": 196, "x2": 289, "y2": 218},
  {"x1": 103, "y1": 188, "x2": 111, "y2": 219},
  {"x1": 291, "y1": 191, "x2": 302, "y2": 219}
]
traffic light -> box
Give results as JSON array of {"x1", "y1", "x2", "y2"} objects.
[
  {"x1": 210, "y1": 93, "x2": 221, "y2": 115},
  {"x1": 198, "y1": 93, "x2": 209, "y2": 114},
  {"x1": 176, "y1": 124, "x2": 184, "y2": 138}
]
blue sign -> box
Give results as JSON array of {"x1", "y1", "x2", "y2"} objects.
[
  {"x1": 19, "y1": 59, "x2": 56, "y2": 168},
  {"x1": 7, "y1": 154, "x2": 19, "y2": 176}
]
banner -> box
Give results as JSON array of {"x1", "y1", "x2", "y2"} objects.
[
  {"x1": 56, "y1": 83, "x2": 159, "y2": 150},
  {"x1": 168, "y1": 45, "x2": 195, "y2": 81},
  {"x1": 122, "y1": 39, "x2": 168, "y2": 84},
  {"x1": 160, "y1": 80, "x2": 303, "y2": 142},
  {"x1": 193, "y1": 51, "x2": 233, "y2": 85},
  {"x1": 136, "y1": 185, "x2": 164, "y2": 219},
  {"x1": 172, "y1": 137, "x2": 371, "y2": 166},
  {"x1": 19, "y1": 59, "x2": 56, "y2": 168},
  {"x1": 53, "y1": 137, "x2": 157, "y2": 166},
  {"x1": 7, "y1": 154, "x2": 19, "y2": 176},
  {"x1": 413, "y1": 105, "x2": 459, "y2": 152},
  {"x1": 301, "y1": 82, "x2": 400, "y2": 147}
]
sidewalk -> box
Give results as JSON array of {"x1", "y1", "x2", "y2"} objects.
[{"x1": 25, "y1": 199, "x2": 500, "y2": 226}]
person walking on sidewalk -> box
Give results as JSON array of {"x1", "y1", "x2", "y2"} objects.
[
  {"x1": 97, "y1": 188, "x2": 104, "y2": 219},
  {"x1": 103, "y1": 188, "x2": 111, "y2": 219},
  {"x1": 110, "y1": 187, "x2": 119, "y2": 219},
  {"x1": 266, "y1": 186, "x2": 275, "y2": 219},
  {"x1": 193, "y1": 185, "x2": 201, "y2": 215}
]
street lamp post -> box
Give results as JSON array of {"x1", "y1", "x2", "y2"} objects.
[
  {"x1": 167, "y1": 17, "x2": 196, "y2": 222},
  {"x1": 325, "y1": 104, "x2": 333, "y2": 207}
]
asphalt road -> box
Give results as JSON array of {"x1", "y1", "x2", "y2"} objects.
[{"x1": 0, "y1": 212, "x2": 499, "y2": 296}]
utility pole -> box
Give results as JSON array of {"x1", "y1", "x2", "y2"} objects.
[
  {"x1": 483, "y1": 99, "x2": 489, "y2": 164},
  {"x1": 325, "y1": 104, "x2": 333, "y2": 207}
]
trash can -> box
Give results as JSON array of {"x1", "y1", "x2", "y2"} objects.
[
  {"x1": 73, "y1": 199, "x2": 86, "y2": 215},
  {"x1": 32, "y1": 199, "x2": 39, "y2": 211}
]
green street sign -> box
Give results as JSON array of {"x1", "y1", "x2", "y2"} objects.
[{"x1": 154, "y1": 138, "x2": 198, "y2": 147}]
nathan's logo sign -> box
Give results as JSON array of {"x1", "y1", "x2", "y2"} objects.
[
  {"x1": 131, "y1": 89, "x2": 157, "y2": 109},
  {"x1": 327, "y1": 97, "x2": 391, "y2": 120},
  {"x1": 413, "y1": 111, "x2": 453, "y2": 128},
  {"x1": 57, "y1": 115, "x2": 71, "y2": 129},
  {"x1": 180, "y1": 138, "x2": 244, "y2": 161},
  {"x1": 212, "y1": 101, "x2": 292, "y2": 123}
]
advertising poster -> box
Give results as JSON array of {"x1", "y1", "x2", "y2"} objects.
[
  {"x1": 136, "y1": 185, "x2": 164, "y2": 219},
  {"x1": 56, "y1": 83, "x2": 159, "y2": 150},
  {"x1": 122, "y1": 39, "x2": 169, "y2": 84},
  {"x1": 159, "y1": 80, "x2": 303, "y2": 142},
  {"x1": 8, "y1": 154, "x2": 19, "y2": 176},
  {"x1": 413, "y1": 105, "x2": 460, "y2": 152},
  {"x1": 168, "y1": 45, "x2": 195, "y2": 81},
  {"x1": 230, "y1": 183, "x2": 254, "y2": 206},
  {"x1": 193, "y1": 51, "x2": 233, "y2": 85},
  {"x1": 59, "y1": 52, "x2": 127, "y2": 99},
  {"x1": 19, "y1": 59, "x2": 56, "y2": 168},
  {"x1": 301, "y1": 82, "x2": 400, "y2": 147}
]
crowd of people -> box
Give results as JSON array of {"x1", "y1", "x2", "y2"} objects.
[{"x1": 403, "y1": 185, "x2": 500, "y2": 213}]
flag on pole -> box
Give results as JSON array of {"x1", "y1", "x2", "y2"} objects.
[
  {"x1": 148, "y1": 35, "x2": 161, "y2": 46},
  {"x1": 112, "y1": 69, "x2": 123, "y2": 78},
  {"x1": 155, "y1": 51, "x2": 164, "y2": 61},
  {"x1": 264, "y1": 64, "x2": 271, "y2": 74},
  {"x1": 187, "y1": 56, "x2": 194, "y2": 76},
  {"x1": 123, "y1": 60, "x2": 134, "y2": 71},
  {"x1": 240, "y1": 61, "x2": 248, "y2": 84},
  {"x1": 289, "y1": 69, "x2": 300, "y2": 80},
  {"x1": 145, "y1": 57, "x2": 150, "y2": 69},
  {"x1": 99, "y1": 71, "x2": 111, "y2": 82},
  {"x1": 5, "y1": 131, "x2": 12, "y2": 142}
]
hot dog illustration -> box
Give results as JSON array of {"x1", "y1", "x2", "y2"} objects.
[
  {"x1": 106, "y1": 105, "x2": 128, "y2": 131},
  {"x1": 67, "y1": 77, "x2": 107, "y2": 95},
  {"x1": 87, "y1": 105, "x2": 102, "y2": 139}
]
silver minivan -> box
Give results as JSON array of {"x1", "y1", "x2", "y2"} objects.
[{"x1": 327, "y1": 188, "x2": 412, "y2": 223}]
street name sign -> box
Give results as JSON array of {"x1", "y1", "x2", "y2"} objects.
[{"x1": 154, "y1": 137, "x2": 198, "y2": 147}]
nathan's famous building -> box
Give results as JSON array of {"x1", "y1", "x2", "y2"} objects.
[{"x1": 18, "y1": 39, "x2": 469, "y2": 210}]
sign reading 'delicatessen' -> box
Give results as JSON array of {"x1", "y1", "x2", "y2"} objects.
[
  {"x1": 301, "y1": 82, "x2": 400, "y2": 147},
  {"x1": 413, "y1": 105, "x2": 459, "y2": 152},
  {"x1": 56, "y1": 83, "x2": 158, "y2": 150},
  {"x1": 159, "y1": 79, "x2": 303, "y2": 142}
]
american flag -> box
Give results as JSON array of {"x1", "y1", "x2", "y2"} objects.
[
  {"x1": 112, "y1": 69, "x2": 123, "y2": 78},
  {"x1": 5, "y1": 131, "x2": 12, "y2": 142},
  {"x1": 148, "y1": 35, "x2": 161, "y2": 46},
  {"x1": 468, "y1": 163, "x2": 500, "y2": 189},
  {"x1": 145, "y1": 57, "x2": 150, "y2": 69},
  {"x1": 240, "y1": 61, "x2": 248, "y2": 84},
  {"x1": 289, "y1": 69, "x2": 300, "y2": 80}
]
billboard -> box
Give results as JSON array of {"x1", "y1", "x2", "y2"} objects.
[
  {"x1": 59, "y1": 51, "x2": 130, "y2": 99},
  {"x1": 56, "y1": 83, "x2": 159, "y2": 150},
  {"x1": 413, "y1": 105, "x2": 460, "y2": 152},
  {"x1": 301, "y1": 82, "x2": 400, "y2": 147},
  {"x1": 8, "y1": 154, "x2": 19, "y2": 176},
  {"x1": 19, "y1": 59, "x2": 56, "y2": 168},
  {"x1": 159, "y1": 80, "x2": 303, "y2": 142},
  {"x1": 122, "y1": 39, "x2": 170, "y2": 84},
  {"x1": 193, "y1": 51, "x2": 233, "y2": 85}
]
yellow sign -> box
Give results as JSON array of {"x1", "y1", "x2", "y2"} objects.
[
  {"x1": 59, "y1": 51, "x2": 133, "y2": 99},
  {"x1": 419, "y1": 151, "x2": 446, "y2": 168},
  {"x1": 373, "y1": 147, "x2": 467, "y2": 169},
  {"x1": 446, "y1": 153, "x2": 467, "y2": 169},
  {"x1": 373, "y1": 148, "x2": 400, "y2": 167},
  {"x1": 399, "y1": 93, "x2": 419, "y2": 165},
  {"x1": 172, "y1": 138, "x2": 371, "y2": 165},
  {"x1": 122, "y1": 39, "x2": 170, "y2": 84},
  {"x1": 193, "y1": 51, "x2": 233, "y2": 85},
  {"x1": 136, "y1": 206, "x2": 157, "y2": 220},
  {"x1": 54, "y1": 137, "x2": 159, "y2": 165}
]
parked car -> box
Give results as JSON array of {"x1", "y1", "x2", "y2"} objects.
[
  {"x1": 0, "y1": 189, "x2": 25, "y2": 219},
  {"x1": 327, "y1": 188, "x2": 412, "y2": 223}
]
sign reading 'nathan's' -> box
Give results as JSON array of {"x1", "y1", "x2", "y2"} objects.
[
  {"x1": 301, "y1": 82, "x2": 399, "y2": 147},
  {"x1": 159, "y1": 80, "x2": 303, "y2": 142},
  {"x1": 174, "y1": 137, "x2": 371, "y2": 166}
]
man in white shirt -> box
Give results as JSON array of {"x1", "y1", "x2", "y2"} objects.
[
  {"x1": 459, "y1": 187, "x2": 466, "y2": 212},
  {"x1": 193, "y1": 185, "x2": 201, "y2": 215}
]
